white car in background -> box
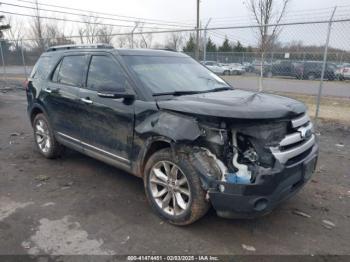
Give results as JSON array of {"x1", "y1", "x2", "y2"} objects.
[
  {"x1": 336, "y1": 63, "x2": 350, "y2": 80},
  {"x1": 221, "y1": 63, "x2": 246, "y2": 75},
  {"x1": 202, "y1": 61, "x2": 231, "y2": 75}
]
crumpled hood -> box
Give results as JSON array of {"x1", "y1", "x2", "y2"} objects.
[{"x1": 156, "y1": 89, "x2": 306, "y2": 119}]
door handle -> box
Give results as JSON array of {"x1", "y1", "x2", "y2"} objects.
[
  {"x1": 43, "y1": 88, "x2": 52, "y2": 93},
  {"x1": 80, "y1": 98, "x2": 93, "y2": 104},
  {"x1": 43, "y1": 87, "x2": 60, "y2": 94}
]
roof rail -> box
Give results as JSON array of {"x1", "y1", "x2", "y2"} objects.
[
  {"x1": 152, "y1": 48, "x2": 178, "y2": 52},
  {"x1": 46, "y1": 43, "x2": 114, "y2": 52}
]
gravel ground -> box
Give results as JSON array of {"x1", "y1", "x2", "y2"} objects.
[{"x1": 0, "y1": 90, "x2": 349, "y2": 257}]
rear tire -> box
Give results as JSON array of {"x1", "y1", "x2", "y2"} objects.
[
  {"x1": 223, "y1": 70, "x2": 230, "y2": 76},
  {"x1": 33, "y1": 113, "x2": 63, "y2": 159},
  {"x1": 144, "y1": 148, "x2": 210, "y2": 225}
]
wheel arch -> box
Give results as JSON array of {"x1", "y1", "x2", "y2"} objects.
[
  {"x1": 29, "y1": 103, "x2": 48, "y2": 126},
  {"x1": 138, "y1": 137, "x2": 172, "y2": 177}
]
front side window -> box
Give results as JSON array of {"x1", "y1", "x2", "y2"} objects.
[
  {"x1": 87, "y1": 56, "x2": 125, "y2": 91},
  {"x1": 57, "y1": 56, "x2": 86, "y2": 86},
  {"x1": 123, "y1": 56, "x2": 230, "y2": 95}
]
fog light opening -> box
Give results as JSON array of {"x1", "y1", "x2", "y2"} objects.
[{"x1": 254, "y1": 198, "x2": 268, "y2": 211}]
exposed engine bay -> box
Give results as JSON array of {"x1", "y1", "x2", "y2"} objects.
[{"x1": 190, "y1": 113, "x2": 315, "y2": 189}]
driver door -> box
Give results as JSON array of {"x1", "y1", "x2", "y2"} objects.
[{"x1": 78, "y1": 54, "x2": 135, "y2": 166}]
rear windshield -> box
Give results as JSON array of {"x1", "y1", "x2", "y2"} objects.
[
  {"x1": 122, "y1": 56, "x2": 230, "y2": 94},
  {"x1": 30, "y1": 56, "x2": 54, "y2": 80}
]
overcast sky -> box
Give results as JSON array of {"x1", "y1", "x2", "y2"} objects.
[
  {"x1": 2, "y1": 0, "x2": 350, "y2": 50},
  {"x1": 31, "y1": 0, "x2": 349, "y2": 24}
]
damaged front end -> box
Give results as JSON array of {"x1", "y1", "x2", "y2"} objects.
[
  {"x1": 186, "y1": 114, "x2": 318, "y2": 218},
  {"x1": 136, "y1": 109, "x2": 318, "y2": 219}
]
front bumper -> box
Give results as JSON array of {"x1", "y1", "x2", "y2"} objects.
[{"x1": 208, "y1": 143, "x2": 318, "y2": 219}]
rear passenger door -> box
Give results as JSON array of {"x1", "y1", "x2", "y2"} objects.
[
  {"x1": 45, "y1": 54, "x2": 88, "y2": 142},
  {"x1": 78, "y1": 54, "x2": 135, "y2": 166}
]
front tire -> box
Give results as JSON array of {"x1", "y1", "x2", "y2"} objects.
[
  {"x1": 144, "y1": 148, "x2": 210, "y2": 225},
  {"x1": 33, "y1": 113, "x2": 63, "y2": 159}
]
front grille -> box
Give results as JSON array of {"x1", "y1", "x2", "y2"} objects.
[{"x1": 270, "y1": 114, "x2": 315, "y2": 164}]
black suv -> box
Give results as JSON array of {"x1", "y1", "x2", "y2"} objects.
[
  {"x1": 26, "y1": 44, "x2": 318, "y2": 225},
  {"x1": 264, "y1": 60, "x2": 298, "y2": 78},
  {"x1": 294, "y1": 61, "x2": 336, "y2": 80}
]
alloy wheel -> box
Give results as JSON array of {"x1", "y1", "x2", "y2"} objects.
[
  {"x1": 35, "y1": 119, "x2": 51, "y2": 153},
  {"x1": 149, "y1": 160, "x2": 191, "y2": 216}
]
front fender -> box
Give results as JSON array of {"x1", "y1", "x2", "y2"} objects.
[{"x1": 135, "y1": 111, "x2": 201, "y2": 142}]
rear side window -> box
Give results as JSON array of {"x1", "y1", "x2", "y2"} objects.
[
  {"x1": 87, "y1": 56, "x2": 125, "y2": 91},
  {"x1": 31, "y1": 56, "x2": 53, "y2": 80},
  {"x1": 56, "y1": 56, "x2": 86, "y2": 86}
]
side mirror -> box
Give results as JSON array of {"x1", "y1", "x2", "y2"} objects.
[{"x1": 97, "y1": 86, "x2": 135, "y2": 100}]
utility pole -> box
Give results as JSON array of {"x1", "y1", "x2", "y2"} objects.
[
  {"x1": 195, "y1": 0, "x2": 200, "y2": 60},
  {"x1": 203, "y1": 18, "x2": 211, "y2": 62},
  {"x1": 131, "y1": 22, "x2": 139, "y2": 49}
]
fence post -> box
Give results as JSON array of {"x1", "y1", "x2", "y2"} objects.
[
  {"x1": 21, "y1": 39, "x2": 28, "y2": 79},
  {"x1": 203, "y1": 18, "x2": 211, "y2": 62},
  {"x1": 0, "y1": 40, "x2": 7, "y2": 86},
  {"x1": 315, "y1": 6, "x2": 337, "y2": 124}
]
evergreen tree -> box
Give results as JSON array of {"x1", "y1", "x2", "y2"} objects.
[
  {"x1": 0, "y1": 14, "x2": 10, "y2": 38},
  {"x1": 233, "y1": 41, "x2": 246, "y2": 52},
  {"x1": 183, "y1": 34, "x2": 196, "y2": 53},
  {"x1": 206, "y1": 37, "x2": 217, "y2": 52},
  {"x1": 218, "y1": 37, "x2": 232, "y2": 52}
]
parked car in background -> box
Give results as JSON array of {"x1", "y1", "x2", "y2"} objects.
[
  {"x1": 242, "y1": 62, "x2": 254, "y2": 73},
  {"x1": 202, "y1": 61, "x2": 231, "y2": 75},
  {"x1": 221, "y1": 63, "x2": 245, "y2": 75},
  {"x1": 336, "y1": 63, "x2": 350, "y2": 80},
  {"x1": 264, "y1": 60, "x2": 298, "y2": 78},
  {"x1": 251, "y1": 60, "x2": 271, "y2": 74},
  {"x1": 294, "y1": 61, "x2": 336, "y2": 80}
]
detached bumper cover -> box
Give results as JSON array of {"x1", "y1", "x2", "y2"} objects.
[{"x1": 209, "y1": 144, "x2": 318, "y2": 219}]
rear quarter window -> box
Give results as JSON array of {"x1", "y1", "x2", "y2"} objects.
[{"x1": 30, "y1": 56, "x2": 54, "y2": 80}]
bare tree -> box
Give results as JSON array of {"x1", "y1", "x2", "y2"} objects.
[
  {"x1": 5, "y1": 16, "x2": 22, "y2": 51},
  {"x1": 116, "y1": 34, "x2": 128, "y2": 48},
  {"x1": 77, "y1": 14, "x2": 101, "y2": 44},
  {"x1": 46, "y1": 22, "x2": 75, "y2": 46},
  {"x1": 165, "y1": 32, "x2": 184, "y2": 50},
  {"x1": 246, "y1": 0, "x2": 290, "y2": 91},
  {"x1": 96, "y1": 25, "x2": 114, "y2": 44},
  {"x1": 30, "y1": 0, "x2": 46, "y2": 52}
]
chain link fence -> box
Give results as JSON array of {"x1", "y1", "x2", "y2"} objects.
[{"x1": 1, "y1": 18, "x2": 350, "y2": 123}]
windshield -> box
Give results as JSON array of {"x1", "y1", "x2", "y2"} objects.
[{"x1": 122, "y1": 55, "x2": 230, "y2": 95}]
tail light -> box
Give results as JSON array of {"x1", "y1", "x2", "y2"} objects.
[{"x1": 23, "y1": 79, "x2": 29, "y2": 91}]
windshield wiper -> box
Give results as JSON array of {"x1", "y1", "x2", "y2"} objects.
[
  {"x1": 207, "y1": 87, "x2": 232, "y2": 92},
  {"x1": 153, "y1": 90, "x2": 205, "y2": 97},
  {"x1": 152, "y1": 87, "x2": 232, "y2": 97}
]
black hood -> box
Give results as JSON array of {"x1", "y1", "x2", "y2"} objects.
[{"x1": 156, "y1": 89, "x2": 306, "y2": 119}]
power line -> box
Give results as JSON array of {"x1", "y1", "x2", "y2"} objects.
[
  {"x1": 13, "y1": 0, "x2": 195, "y2": 27},
  {"x1": 3, "y1": 17, "x2": 350, "y2": 42},
  {"x1": 0, "y1": 10, "x2": 189, "y2": 31},
  {"x1": 0, "y1": 1, "x2": 194, "y2": 28}
]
